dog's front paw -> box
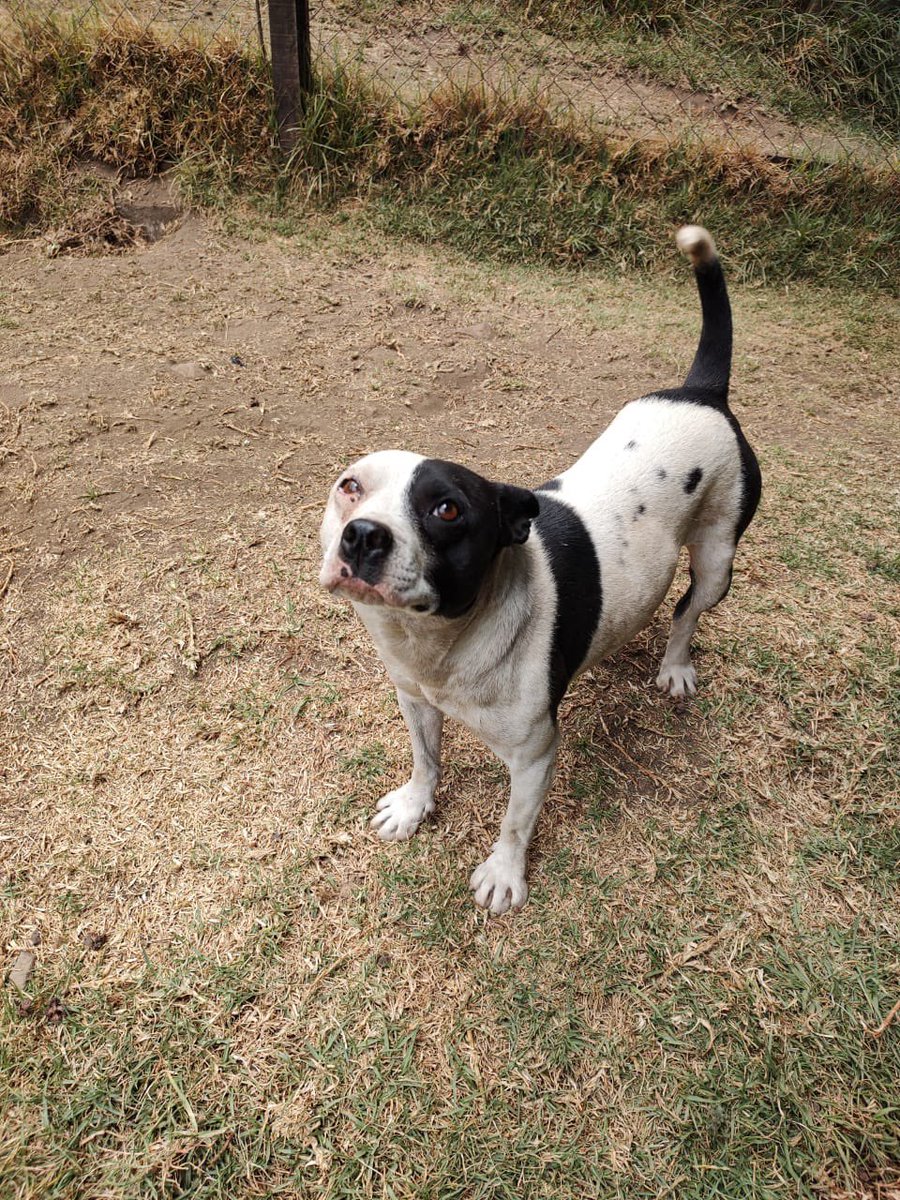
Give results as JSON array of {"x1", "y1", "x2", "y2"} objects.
[
  {"x1": 370, "y1": 784, "x2": 433, "y2": 841},
  {"x1": 656, "y1": 662, "x2": 698, "y2": 698},
  {"x1": 469, "y1": 850, "x2": 528, "y2": 915}
]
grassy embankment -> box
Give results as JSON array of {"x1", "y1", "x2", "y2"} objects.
[{"x1": 0, "y1": 16, "x2": 897, "y2": 290}]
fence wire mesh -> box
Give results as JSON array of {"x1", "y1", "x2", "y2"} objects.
[{"x1": 2, "y1": 0, "x2": 897, "y2": 171}]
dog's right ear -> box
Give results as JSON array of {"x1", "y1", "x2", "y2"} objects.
[{"x1": 496, "y1": 484, "x2": 540, "y2": 546}]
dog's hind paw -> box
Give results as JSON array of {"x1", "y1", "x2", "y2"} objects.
[
  {"x1": 656, "y1": 662, "x2": 698, "y2": 698},
  {"x1": 470, "y1": 851, "x2": 528, "y2": 915},
  {"x1": 371, "y1": 783, "x2": 433, "y2": 840}
]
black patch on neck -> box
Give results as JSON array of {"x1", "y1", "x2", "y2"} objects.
[
  {"x1": 534, "y1": 494, "x2": 602, "y2": 719},
  {"x1": 684, "y1": 467, "x2": 703, "y2": 494}
]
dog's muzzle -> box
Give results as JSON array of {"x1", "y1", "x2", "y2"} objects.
[{"x1": 339, "y1": 518, "x2": 394, "y2": 585}]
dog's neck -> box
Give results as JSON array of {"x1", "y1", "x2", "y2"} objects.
[{"x1": 354, "y1": 545, "x2": 535, "y2": 692}]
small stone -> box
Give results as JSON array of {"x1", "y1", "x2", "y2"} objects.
[{"x1": 9, "y1": 950, "x2": 36, "y2": 992}]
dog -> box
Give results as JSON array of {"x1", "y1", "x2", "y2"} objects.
[{"x1": 319, "y1": 226, "x2": 761, "y2": 914}]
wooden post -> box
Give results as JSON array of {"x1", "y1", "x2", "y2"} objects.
[{"x1": 267, "y1": 0, "x2": 312, "y2": 151}]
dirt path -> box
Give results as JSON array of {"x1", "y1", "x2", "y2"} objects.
[{"x1": 1, "y1": 214, "x2": 893, "y2": 580}]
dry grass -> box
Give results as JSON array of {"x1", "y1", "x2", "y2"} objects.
[
  {"x1": 1, "y1": 213, "x2": 898, "y2": 1197},
  {"x1": 1, "y1": 21, "x2": 898, "y2": 289}
]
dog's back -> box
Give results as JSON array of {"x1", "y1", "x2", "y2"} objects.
[{"x1": 530, "y1": 224, "x2": 761, "y2": 696}]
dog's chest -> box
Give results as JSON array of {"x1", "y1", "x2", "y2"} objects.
[{"x1": 356, "y1": 599, "x2": 552, "y2": 746}]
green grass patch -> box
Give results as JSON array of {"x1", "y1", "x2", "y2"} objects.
[
  {"x1": 1, "y1": 21, "x2": 898, "y2": 292},
  {"x1": 456, "y1": 0, "x2": 900, "y2": 140}
]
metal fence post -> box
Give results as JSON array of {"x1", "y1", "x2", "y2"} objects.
[{"x1": 267, "y1": 0, "x2": 312, "y2": 152}]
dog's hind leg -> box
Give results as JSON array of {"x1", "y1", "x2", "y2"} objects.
[
  {"x1": 371, "y1": 689, "x2": 444, "y2": 840},
  {"x1": 656, "y1": 534, "x2": 736, "y2": 699}
]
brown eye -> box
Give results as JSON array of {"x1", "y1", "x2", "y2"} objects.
[
  {"x1": 433, "y1": 499, "x2": 460, "y2": 522},
  {"x1": 338, "y1": 477, "x2": 361, "y2": 497}
]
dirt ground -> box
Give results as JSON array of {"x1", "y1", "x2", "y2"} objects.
[
  {"x1": 1, "y1": 212, "x2": 898, "y2": 1196},
  {"x1": 1, "y1": 208, "x2": 896, "y2": 917},
  {"x1": 1, "y1": 210, "x2": 894, "y2": 559}
]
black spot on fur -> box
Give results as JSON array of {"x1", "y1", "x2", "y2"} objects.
[
  {"x1": 656, "y1": 468, "x2": 667, "y2": 480},
  {"x1": 537, "y1": 477, "x2": 561, "y2": 492},
  {"x1": 684, "y1": 467, "x2": 703, "y2": 494},
  {"x1": 633, "y1": 504, "x2": 646, "y2": 521},
  {"x1": 534, "y1": 495, "x2": 602, "y2": 719},
  {"x1": 650, "y1": 390, "x2": 760, "y2": 542},
  {"x1": 625, "y1": 440, "x2": 638, "y2": 450}
]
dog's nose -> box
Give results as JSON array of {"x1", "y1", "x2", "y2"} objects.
[{"x1": 339, "y1": 519, "x2": 394, "y2": 582}]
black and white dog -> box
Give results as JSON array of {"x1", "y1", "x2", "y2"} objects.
[{"x1": 320, "y1": 226, "x2": 761, "y2": 914}]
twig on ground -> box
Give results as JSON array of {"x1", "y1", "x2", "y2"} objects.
[
  {"x1": 867, "y1": 998, "x2": 900, "y2": 1038},
  {"x1": 0, "y1": 558, "x2": 14, "y2": 603}
]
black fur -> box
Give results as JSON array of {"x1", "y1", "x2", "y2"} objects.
[
  {"x1": 673, "y1": 567, "x2": 695, "y2": 619},
  {"x1": 408, "y1": 459, "x2": 538, "y2": 619},
  {"x1": 650, "y1": 246, "x2": 761, "y2": 541},
  {"x1": 684, "y1": 256, "x2": 732, "y2": 397},
  {"x1": 537, "y1": 478, "x2": 562, "y2": 492},
  {"x1": 534, "y1": 494, "x2": 602, "y2": 719},
  {"x1": 684, "y1": 467, "x2": 703, "y2": 495}
]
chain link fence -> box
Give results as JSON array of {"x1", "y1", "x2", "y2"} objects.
[{"x1": 2, "y1": 0, "x2": 897, "y2": 170}]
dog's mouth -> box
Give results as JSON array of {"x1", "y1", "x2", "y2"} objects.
[
  {"x1": 321, "y1": 565, "x2": 433, "y2": 613},
  {"x1": 330, "y1": 573, "x2": 388, "y2": 606}
]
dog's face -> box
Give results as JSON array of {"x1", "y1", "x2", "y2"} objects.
[{"x1": 319, "y1": 451, "x2": 538, "y2": 618}]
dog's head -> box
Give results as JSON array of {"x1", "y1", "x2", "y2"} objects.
[{"x1": 319, "y1": 451, "x2": 538, "y2": 618}]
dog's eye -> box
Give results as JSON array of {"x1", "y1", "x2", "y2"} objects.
[
  {"x1": 432, "y1": 499, "x2": 460, "y2": 522},
  {"x1": 338, "y1": 477, "x2": 361, "y2": 497}
]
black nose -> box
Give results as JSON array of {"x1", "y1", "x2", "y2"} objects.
[{"x1": 339, "y1": 519, "x2": 394, "y2": 583}]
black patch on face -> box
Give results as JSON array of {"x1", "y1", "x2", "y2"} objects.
[
  {"x1": 625, "y1": 439, "x2": 638, "y2": 450},
  {"x1": 684, "y1": 467, "x2": 703, "y2": 494},
  {"x1": 534, "y1": 494, "x2": 602, "y2": 719},
  {"x1": 408, "y1": 459, "x2": 538, "y2": 619},
  {"x1": 537, "y1": 477, "x2": 562, "y2": 492}
]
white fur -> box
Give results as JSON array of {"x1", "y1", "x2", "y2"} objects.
[
  {"x1": 319, "y1": 229, "x2": 752, "y2": 915},
  {"x1": 676, "y1": 224, "x2": 717, "y2": 266}
]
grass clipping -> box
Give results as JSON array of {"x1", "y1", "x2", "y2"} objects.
[{"x1": 1, "y1": 18, "x2": 898, "y2": 289}]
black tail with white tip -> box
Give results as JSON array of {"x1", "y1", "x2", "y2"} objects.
[{"x1": 677, "y1": 225, "x2": 731, "y2": 400}]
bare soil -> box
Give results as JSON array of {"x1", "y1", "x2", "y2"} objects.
[
  {"x1": 1, "y1": 209, "x2": 898, "y2": 1199},
  {"x1": 2, "y1": 211, "x2": 893, "y2": 570}
]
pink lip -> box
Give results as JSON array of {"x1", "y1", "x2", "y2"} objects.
[
  {"x1": 331, "y1": 575, "x2": 388, "y2": 605},
  {"x1": 321, "y1": 564, "x2": 399, "y2": 607}
]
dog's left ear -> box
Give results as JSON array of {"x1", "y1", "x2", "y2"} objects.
[{"x1": 496, "y1": 484, "x2": 540, "y2": 546}]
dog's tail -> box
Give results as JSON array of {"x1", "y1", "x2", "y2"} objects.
[{"x1": 676, "y1": 225, "x2": 731, "y2": 399}]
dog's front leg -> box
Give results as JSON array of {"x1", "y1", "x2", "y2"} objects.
[
  {"x1": 469, "y1": 723, "x2": 559, "y2": 915},
  {"x1": 371, "y1": 689, "x2": 444, "y2": 841}
]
